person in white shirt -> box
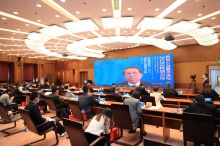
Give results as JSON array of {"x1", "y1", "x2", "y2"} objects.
[
  {"x1": 150, "y1": 86, "x2": 165, "y2": 107},
  {"x1": 85, "y1": 107, "x2": 113, "y2": 145},
  {"x1": 0, "y1": 88, "x2": 18, "y2": 112}
]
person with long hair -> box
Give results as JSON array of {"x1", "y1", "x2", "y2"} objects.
[{"x1": 85, "y1": 107, "x2": 113, "y2": 144}]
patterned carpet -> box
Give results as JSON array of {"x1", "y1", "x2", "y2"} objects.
[{"x1": 0, "y1": 111, "x2": 196, "y2": 146}]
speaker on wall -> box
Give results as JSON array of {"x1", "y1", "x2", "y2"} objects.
[
  {"x1": 73, "y1": 69, "x2": 75, "y2": 74},
  {"x1": 18, "y1": 57, "x2": 22, "y2": 62}
]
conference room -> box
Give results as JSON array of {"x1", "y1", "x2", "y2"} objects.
[{"x1": 1, "y1": 0, "x2": 220, "y2": 145}]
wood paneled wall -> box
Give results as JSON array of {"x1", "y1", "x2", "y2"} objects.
[
  {"x1": 0, "y1": 55, "x2": 56, "y2": 84},
  {"x1": 55, "y1": 41, "x2": 220, "y2": 90}
]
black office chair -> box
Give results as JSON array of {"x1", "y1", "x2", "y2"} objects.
[
  {"x1": 62, "y1": 118, "x2": 110, "y2": 146},
  {"x1": 0, "y1": 103, "x2": 23, "y2": 137},
  {"x1": 111, "y1": 104, "x2": 144, "y2": 146},
  {"x1": 141, "y1": 95, "x2": 156, "y2": 106},
  {"x1": 200, "y1": 92, "x2": 216, "y2": 101},
  {"x1": 163, "y1": 91, "x2": 177, "y2": 98},
  {"x1": 182, "y1": 112, "x2": 219, "y2": 146}
]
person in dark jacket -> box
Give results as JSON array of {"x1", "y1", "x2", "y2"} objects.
[
  {"x1": 25, "y1": 92, "x2": 65, "y2": 136},
  {"x1": 78, "y1": 86, "x2": 99, "y2": 119},
  {"x1": 111, "y1": 87, "x2": 123, "y2": 102}
]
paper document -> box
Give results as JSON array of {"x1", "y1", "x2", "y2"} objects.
[
  {"x1": 48, "y1": 118, "x2": 56, "y2": 125},
  {"x1": 148, "y1": 106, "x2": 161, "y2": 110}
]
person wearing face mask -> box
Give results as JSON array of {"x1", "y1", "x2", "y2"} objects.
[
  {"x1": 202, "y1": 73, "x2": 209, "y2": 89},
  {"x1": 25, "y1": 92, "x2": 66, "y2": 137}
]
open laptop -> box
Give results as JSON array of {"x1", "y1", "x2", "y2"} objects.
[
  {"x1": 65, "y1": 92, "x2": 71, "y2": 97},
  {"x1": 205, "y1": 98, "x2": 212, "y2": 102},
  {"x1": 140, "y1": 102, "x2": 145, "y2": 107}
]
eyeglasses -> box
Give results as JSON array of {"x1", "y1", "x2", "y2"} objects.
[{"x1": 125, "y1": 72, "x2": 140, "y2": 75}]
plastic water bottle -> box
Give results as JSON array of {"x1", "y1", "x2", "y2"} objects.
[
  {"x1": 147, "y1": 86, "x2": 150, "y2": 93},
  {"x1": 24, "y1": 126, "x2": 28, "y2": 132}
]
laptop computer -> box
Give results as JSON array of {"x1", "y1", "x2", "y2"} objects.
[
  {"x1": 205, "y1": 98, "x2": 212, "y2": 102},
  {"x1": 65, "y1": 92, "x2": 72, "y2": 97},
  {"x1": 140, "y1": 102, "x2": 145, "y2": 107}
]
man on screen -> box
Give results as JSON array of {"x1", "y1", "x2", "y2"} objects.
[{"x1": 118, "y1": 66, "x2": 152, "y2": 88}]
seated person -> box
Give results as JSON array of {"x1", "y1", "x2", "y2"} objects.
[
  {"x1": 110, "y1": 87, "x2": 123, "y2": 102},
  {"x1": 44, "y1": 81, "x2": 50, "y2": 89},
  {"x1": 78, "y1": 86, "x2": 99, "y2": 119},
  {"x1": 85, "y1": 107, "x2": 113, "y2": 145},
  {"x1": 87, "y1": 83, "x2": 94, "y2": 93},
  {"x1": 64, "y1": 85, "x2": 74, "y2": 97},
  {"x1": 24, "y1": 83, "x2": 30, "y2": 91},
  {"x1": 0, "y1": 88, "x2": 18, "y2": 112},
  {"x1": 37, "y1": 85, "x2": 49, "y2": 114},
  {"x1": 163, "y1": 82, "x2": 178, "y2": 96},
  {"x1": 11, "y1": 85, "x2": 24, "y2": 104},
  {"x1": 49, "y1": 86, "x2": 70, "y2": 118},
  {"x1": 123, "y1": 91, "x2": 146, "y2": 135},
  {"x1": 17, "y1": 83, "x2": 24, "y2": 92},
  {"x1": 25, "y1": 92, "x2": 65, "y2": 136},
  {"x1": 150, "y1": 86, "x2": 165, "y2": 107},
  {"x1": 109, "y1": 83, "x2": 116, "y2": 93},
  {"x1": 135, "y1": 83, "x2": 150, "y2": 96},
  {"x1": 203, "y1": 84, "x2": 219, "y2": 97},
  {"x1": 183, "y1": 94, "x2": 220, "y2": 146}
]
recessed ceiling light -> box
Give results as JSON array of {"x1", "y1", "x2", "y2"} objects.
[
  {"x1": 146, "y1": 32, "x2": 149, "y2": 33},
  {"x1": 155, "y1": 8, "x2": 160, "y2": 11},
  {"x1": 177, "y1": 10, "x2": 181, "y2": 13},
  {"x1": 26, "y1": 24, "x2": 29, "y2": 26},
  {"x1": 36, "y1": 4, "x2": 41, "y2": 7},
  {"x1": 127, "y1": 8, "x2": 132, "y2": 11},
  {"x1": 66, "y1": 38, "x2": 68, "y2": 39},
  {"x1": 87, "y1": 33, "x2": 90, "y2": 35},
  {"x1": 153, "y1": 32, "x2": 156, "y2": 34},
  {"x1": 37, "y1": 20, "x2": 41, "y2": 22},
  {"x1": 211, "y1": 17, "x2": 216, "y2": 19},
  {"x1": 198, "y1": 14, "x2": 202, "y2": 16},
  {"x1": 55, "y1": 15, "x2": 59, "y2": 17},
  {"x1": 101, "y1": 32, "x2": 104, "y2": 33},
  {"x1": 132, "y1": 31, "x2": 135, "y2": 32},
  {"x1": 102, "y1": 9, "x2": 106, "y2": 11},
  {"x1": 14, "y1": 12, "x2": 18, "y2": 14},
  {"x1": 109, "y1": 31, "x2": 111, "y2": 33},
  {"x1": 61, "y1": 0, "x2": 66, "y2": 2},
  {"x1": 124, "y1": 31, "x2": 127, "y2": 32},
  {"x1": 17, "y1": 29, "x2": 20, "y2": 31},
  {"x1": 2, "y1": 17, "x2": 6, "y2": 20},
  {"x1": 11, "y1": 37, "x2": 14, "y2": 38},
  {"x1": 12, "y1": 33, "x2": 15, "y2": 35},
  {"x1": 76, "y1": 11, "x2": 80, "y2": 14}
]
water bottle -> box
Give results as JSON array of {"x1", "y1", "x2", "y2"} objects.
[
  {"x1": 147, "y1": 86, "x2": 150, "y2": 93},
  {"x1": 24, "y1": 126, "x2": 28, "y2": 132}
]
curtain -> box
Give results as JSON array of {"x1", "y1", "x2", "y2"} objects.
[
  {"x1": 0, "y1": 63, "x2": 9, "y2": 81},
  {"x1": 23, "y1": 64, "x2": 34, "y2": 81}
]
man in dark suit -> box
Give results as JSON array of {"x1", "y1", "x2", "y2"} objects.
[
  {"x1": 183, "y1": 94, "x2": 220, "y2": 146},
  {"x1": 78, "y1": 86, "x2": 99, "y2": 119},
  {"x1": 109, "y1": 83, "x2": 116, "y2": 93},
  {"x1": 49, "y1": 86, "x2": 69, "y2": 117},
  {"x1": 117, "y1": 66, "x2": 153, "y2": 88},
  {"x1": 25, "y1": 92, "x2": 65, "y2": 136},
  {"x1": 203, "y1": 73, "x2": 209, "y2": 89},
  {"x1": 111, "y1": 87, "x2": 123, "y2": 102},
  {"x1": 163, "y1": 82, "x2": 178, "y2": 96},
  {"x1": 135, "y1": 83, "x2": 150, "y2": 96}
]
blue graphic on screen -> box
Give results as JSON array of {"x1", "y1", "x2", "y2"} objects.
[{"x1": 94, "y1": 54, "x2": 174, "y2": 88}]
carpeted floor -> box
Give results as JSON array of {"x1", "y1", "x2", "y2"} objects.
[{"x1": 0, "y1": 110, "x2": 196, "y2": 146}]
